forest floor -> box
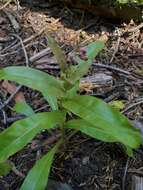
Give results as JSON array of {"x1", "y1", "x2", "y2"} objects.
[{"x1": 0, "y1": 2, "x2": 143, "y2": 190}]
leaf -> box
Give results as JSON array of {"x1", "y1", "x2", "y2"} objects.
[
  {"x1": 47, "y1": 35, "x2": 67, "y2": 73},
  {"x1": 65, "y1": 119, "x2": 116, "y2": 142},
  {"x1": 65, "y1": 81, "x2": 79, "y2": 98},
  {"x1": 0, "y1": 111, "x2": 65, "y2": 163},
  {"x1": 67, "y1": 41, "x2": 104, "y2": 82},
  {"x1": 0, "y1": 66, "x2": 64, "y2": 98},
  {"x1": 0, "y1": 162, "x2": 12, "y2": 176},
  {"x1": 85, "y1": 41, "x2": 105, "y2": 60},
  {"x1": 62, "y1": 95, "x2": 142, "y2": 150},
  {"x1": 43, "y1": 92, "x2": 58, "y2": 111},
  {"x1": 20, "y1": 144, "x2": 59, "y2": 190},
  {"x1": 76, "y1": 41, "x2": 104, "y2": 76},
  {"x1": 13, "y1": 101, "x2": 34, "y2": 116},
  {"x1": 110, "y1": 100, "x2": 125, "y2": 110},
  {"x1": 125, "y1": 146, "x2": 133, "y2": 157}
]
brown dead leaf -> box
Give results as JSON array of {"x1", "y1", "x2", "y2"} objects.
[{"x1": 2, "y1": 80, "x2": 25, "y2": 102}]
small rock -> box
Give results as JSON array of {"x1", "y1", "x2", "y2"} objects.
[
  {"x1": 46, "y1": 179, "x2": 73, "y2": 190},
  {"x1": 132, "y1": 120, "x2": 143, "y2": 135}
]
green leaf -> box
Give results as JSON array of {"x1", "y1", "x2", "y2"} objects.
[
  {"x1": 110, "y1": 100, "x2": 125, "y2": 110},
  {"x1": 47, "y1": 35, "x2": 67, "y2": 73},
  {"x1": 65, "y1": 119, "x2": 116, "y2": 142},
  {"x1": 67, "y1": 41, "x2": 104, "y2": 82},
  {"x1": 43, "y1": 92, "x2": 58, "y2": 111},
  {"x1": 76, "y1": 41, "x2": 104, "y2": 76},
  {"x1": 65, "y1": 81, "x2": 79, "y2": 98},
  {"x1": 125, "y1": 146, "x2": 133, "y2": 157},
  {"x1": 0, "y1": 67, "x2": 65, "y2": 106},
  {"x1": 13, "y1": 101, "x2": 34, "y2": 116},
  {"x1": 85, "y1": 41, "x2": 105, "y2": 60},
  {"x1": 0, "y1": 111, "x2": 65, "y2": 163},
  {"x1": 0, "y1": 162, "x2": 12, "y2": 176},
  {"x1": 20, "y1": 143, "x2": 59, "y2": 190},
  {"x1": 62, "y1": 95, "x2": 142, "y2": 150}
]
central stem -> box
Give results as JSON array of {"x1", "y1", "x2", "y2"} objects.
[{"x1": 61, "y1": 124, "x2": 65, "y2": 142}]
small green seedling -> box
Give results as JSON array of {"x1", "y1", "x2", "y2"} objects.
[{"x1": 0, "y1": 35, "x2": 142, "y2": 190}]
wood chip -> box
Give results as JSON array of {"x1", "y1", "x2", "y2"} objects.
[
  {"x1": 132, "y1": 176, "x2": 143, "y2": 190},
  {"x1": 2, "y1": 80, "x2": 25, "y2": 103}
]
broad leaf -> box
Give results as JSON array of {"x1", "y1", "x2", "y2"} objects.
[
  {"x1": 0, "y1": 162, "x2": 12, "y2": 176},
  {"x1": 66, "y1": 119, "x2": 135, "y2": 156},
  {"x1": 62, "y1": 95, "x2": 142, "y2": 150},
  {"x1": 67, "y1": 41, "x2": 104, "y2": 82},
  {"x1": 43, "y1": 92, "x2": 58, "y2": 111},
  {"x1": 13, "y1": 101, "x2": 34, "y2": 116},
  {"x1": 47, "y1": 35, "x2": 67, "y2": 73},
  {"x1": 0, "y1": 66, "x2": 65, "y2": 101},
  {"x1": 0, "y1": 111, "x2": 65, "y2": 163},
  {"x1": 20, "y1": 143, "x2": 59, "y2": 190},
  {"x1": 65, "y1": 119, "x2": 116, "y2": 142}
]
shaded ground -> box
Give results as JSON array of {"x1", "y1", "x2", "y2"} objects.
[{"x1": 0, "y1": 2, "x2": 143, "y2": 190}]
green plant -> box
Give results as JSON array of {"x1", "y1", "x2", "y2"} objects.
[{"x1": 0, "y1": 35, "x2": 142, "y2": 190}]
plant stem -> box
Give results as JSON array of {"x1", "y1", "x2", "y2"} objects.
[{"x1": 60, "y1": 124, "x2": 66, "y2": 143}]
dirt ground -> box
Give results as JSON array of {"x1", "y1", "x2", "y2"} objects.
[{"x1": 0, "y1": 1, "x2": 143, "y2": 190}]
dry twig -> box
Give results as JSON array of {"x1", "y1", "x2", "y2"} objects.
[
  {"x1": 7, "y1": 160, "x2": 25, "y2": 178},
  {"x1": 0, "y1": 85, "x2": 22, "y2": 110},
  {"x1": 127, "y1": 23, "x2": 143, "y2": 33},
  {"x1": 93, "y1": 62, "x2": 130, "y2": 75},
  {"x1": 110, "y1": 28, "x2": 121, "y2": 63},
  {"x1": 11, "y1": 34, "x2": 29, "y2": 66},
  {"x1": 122, "y1": 158, "x2": 130, "y2": 190},
  {"x1": 3, "y1": 9, "x2": 20, "y2": 32},
  {"x1": 0, "y1": 0, "x2": 12, "y2": 10},
  {"x1": 30, "y1": 48, "x2": 50, "y2": 63},
  {"x1": 0, "y1": 29, "x2": 44, "y2": 54},
  {"x1": 122, "y1": 100, "x2": 143, "y2": 114}
]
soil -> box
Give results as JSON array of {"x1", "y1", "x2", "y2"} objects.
[{"x1": 0, "y1": 1, "x2": 143, "y2": 190}]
